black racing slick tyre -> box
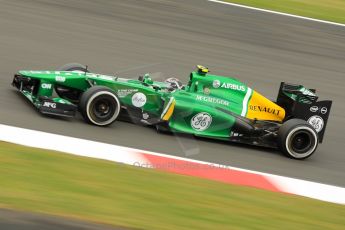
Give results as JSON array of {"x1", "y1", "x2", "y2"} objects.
[
  {"x1": 278, "y1": 119, "x2": 318, "y2": 160},
  {"x1": 79, "y1": 86, "x2": 121, "y2": 126},
  {"x1": 55, "y1": 63, "x2": 89, "y2": 103}
]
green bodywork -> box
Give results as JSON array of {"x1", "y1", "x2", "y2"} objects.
[
  {"x1": 12, "y1": 65, "x2": 333, "y2": 157},
  {"x1": 15, "y1": 69, "x2": 251, "y2": 139},
  {"x1": 13, "y1": 66, "x2": 329, "y2": 145}
]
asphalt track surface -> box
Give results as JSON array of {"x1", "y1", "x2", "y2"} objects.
[
  {"x1": 1, "y1": 0, "x2": 345, "y2": 191},
  {"x1": 1, "y1": 0, "x2": 345, "y2": 228}
]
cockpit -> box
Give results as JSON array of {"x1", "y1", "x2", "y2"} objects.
[{"x1": 138, "y1": 73, "x2": 184, "y2": 92}]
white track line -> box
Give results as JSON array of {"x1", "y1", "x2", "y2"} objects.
[
  {"x1": 1, "y1": 124, "x2": 345, "y2": 204},
  {"x1": 208, "y1": 0, "x2": 345, "y2": 28}
]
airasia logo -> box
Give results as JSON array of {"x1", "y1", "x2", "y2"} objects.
[{"x1": 131, "y1": 92, "x2": 147, "y2": 108}]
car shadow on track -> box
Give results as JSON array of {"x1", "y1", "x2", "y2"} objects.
[{"x1": 146, "y1": 125, "x2": 283, "y2": 159}]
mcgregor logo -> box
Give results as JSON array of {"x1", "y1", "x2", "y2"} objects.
[
  {"x1": 196, "y1": 95, "x2": 230, "y2": 106},
  {"x1": 249, "y1": 105, "x2": 281, "y2": 116}
]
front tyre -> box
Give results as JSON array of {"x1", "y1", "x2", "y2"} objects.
[
  {"x1": 79, "y1": 86, "x2": 120, "y2": 126},
  {"x1": 278, "y1": 119, "x2": 318, "y2": 159},
  {"x1": 58, "y1": 63, "x2": 89, "y2": 72}
]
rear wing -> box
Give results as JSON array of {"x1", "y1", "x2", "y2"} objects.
[{"x1": 276, "y1": 82, "x2": 332, "y2": 143}]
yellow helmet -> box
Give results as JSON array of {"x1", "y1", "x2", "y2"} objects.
[{"x1": 196, "y1": 65, "x2": 209, "y2": 74}]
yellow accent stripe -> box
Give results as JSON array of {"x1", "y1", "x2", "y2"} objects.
[{"x1": 162, "y1": 100, "x2": 176, "y2": 121}]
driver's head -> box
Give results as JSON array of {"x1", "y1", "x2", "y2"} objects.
[{"x1": 165, "y1": 77, "x2": 183, "y2": 90}]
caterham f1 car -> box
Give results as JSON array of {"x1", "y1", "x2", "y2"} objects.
[{"x1": 12, "y1": 64, "x2": 332, "y2": 159}]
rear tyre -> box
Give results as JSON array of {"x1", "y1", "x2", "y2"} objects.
[
  {"x1": 79, "y1": 86, "x2": 121, "y2": 126},
  {"x1": 55, "y1": 63, "x2": 89, "y2": 103},
  {"x1": 278, "y1": 119, "x2": 318, "y2": 159}
]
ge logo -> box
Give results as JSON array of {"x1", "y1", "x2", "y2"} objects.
[
  {"x1": 191, "y1": 112, "x2": 212, "y2": 131},
  {"x1": 213, "y1": 80, "x2": 220, "y2": 88},
  {"x1": 308, "y1": 115, "x2": 324, "y2": 133}
]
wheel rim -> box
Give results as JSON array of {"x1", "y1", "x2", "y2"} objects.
[
  {"x1": 86, "y1": 91, "x2": 120, "y2": 126},
  {"x1": 290, "y1": 131, "x2": 313, "y2": 153},
  {"x1": 286, "y1": 126, "x2": 318, "y2": 159},
  {"x1": 90, "y1": 96, "x2": 116, "y2": 123},
  {"x1": 93, "y1": 99, "x2": 112, "y2": 118}
]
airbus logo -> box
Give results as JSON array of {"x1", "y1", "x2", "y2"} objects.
[{"x1": 221, "y1": 83, "x2": 246, "y2": 91}]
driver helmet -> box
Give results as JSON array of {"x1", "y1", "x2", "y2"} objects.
[{"x1": 165, "y1": 77, "x2": 183, "y2": 90}]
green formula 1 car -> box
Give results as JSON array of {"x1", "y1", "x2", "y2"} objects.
[{"x1": 12, "y1": 63, "x2": 332, "y2": 159}]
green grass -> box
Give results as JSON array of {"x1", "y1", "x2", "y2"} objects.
[
  {"x1": 222, "y1": 0, "x2": 345, "y2": 24},
  {"x1": 0, "y1": 142, "x2": 344, "y2": 229}
]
